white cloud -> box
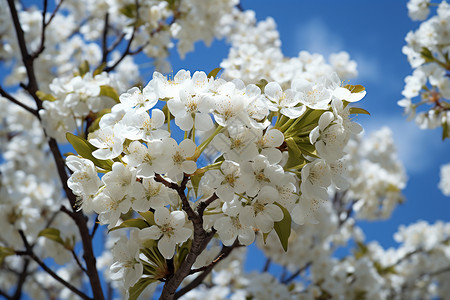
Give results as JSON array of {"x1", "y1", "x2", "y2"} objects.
[
  {"x1": 360, "y1": 115, "x2": 443, "y2": 174},
  {"x1": 295, "y1": 18, "x2": 381, "y2": 84},
  {"x1": 295, "y1": 18, "x2": 343, "y2": 56}
]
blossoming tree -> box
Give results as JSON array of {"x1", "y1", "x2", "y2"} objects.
[{"x1": 0, "y1": 0, "x2": 449, "y2": 299}]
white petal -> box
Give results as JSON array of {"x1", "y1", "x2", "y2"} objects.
[
  {"x1": 170, "y1": 211, "x2": 186, "y2": 228},
  {"x1": 175, "y1": 113, "x2": 194, "y2": 131},
  {"x1": 280, "y1": 106, "x2": 306, "y2": 118},
  {"x1": 179, "y1": 139, "x2": 197, "y2": 157},
  {"x1": 154, "y1": 207, "x2": 170, "y2": 226},
  {"x1": 151, "y1": 109, "x2": 166, "y2": 128},
  {"x1": 319, "y1": 111, "x2": 334, "y2": 130},
  {"x1": 332, "y1": 87, "x2": 351, "y2": 100},
  {"x1": 182, "y1": 160, "x2": 197, "y2": 174},
  {"x1": 347, "y1": 91, "x2": 366, "y2": 102},
  {"x1": 158, "y1": 235, "x2": 176, "y2": 259},
  {"x1": 139, "y1": 226, "x2": 162, "y2": 240},
  {"x1": 264, "y1": 82, "x2": 282, "y2": 101},
  {"x1": 194, "y1": 113, "x2": 214, "y2": 131},
  {"x1": 238, "y1": 227, "x2": 255, "y2": 245},
  {"x1": 263, "y1": 129, "x2": 284, "y2": 147}
]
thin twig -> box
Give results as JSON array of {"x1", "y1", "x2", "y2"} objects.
[
  {"x1": 71, "y1": 250, "x2": 87, "y2": 273},
  {"x1": 101, "y1": 13, "x2": 109, "y2": 64},
  {"x1": 0, "y1": 289, "x2": 12, "y2": 300},
  {"x1": 103, "y1": 0, "x2": 140, "y2": 73},
  {"x1": 263, "y1": 258, "x2": 271, "y2": 272},
  {"x1": 90, "y1": 216, "x2": 100, "y2": 240},
  {"x1": 175, "y1": 240, "x2": 241, "y2": 299},
  {"x1": 197, "y1": 193, "x2": 218, "y2": 217},
  {"x1": 11, "y1": 259, "x2": 30, "y2": 300},
  {"x1": 31, "y1": 0, "x2": 65, "y2": 59},
  {"x1": 0, "y1": 86, "x2": 38, "y2": 116},
  {"x1": 17, "y1": 231, "x2": 92, "y2": 300},
  {"x1": 6, "y1": 1, "x2": 105, "y2": 298},
  {"x1": 189, "y1": 241, "x2": 240, "y2": 275},
  {"x1": 281, "y1": 262, "x2": 311, "y2": 284}
]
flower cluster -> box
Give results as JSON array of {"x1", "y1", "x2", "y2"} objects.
[
  {"x1": 400, "y1": 0, "x2": 450, "y2": 198},
  {"x1": 66, "y1": 68, "x2": 366, "y2": 293},
  {"x1": 399, "y1": 0, "x2": 450, "y2": 136}
]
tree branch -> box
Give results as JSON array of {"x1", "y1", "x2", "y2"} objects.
[
  {"x1": 71, "y1": 249, "x2": 87, "y2": 273},
  {"x1": 175, "y1": 240, "x2": 241, "y2": 299},
  {"x1": 31, "y1": 0, "x2": 65, "y2": 60},
  {"x1": 0, "y1": 86, "x2": 38, "y2": 116},
  {"x1": 101, "y1": 13, "x2": 109, "y2": 64},
  {"x1": 103, "y1": 0, "x2": 140, "y2": 73},
  {"x1": 281, "y1": 262, "x2": 311, "y2": 284},
  {"x1": 0, "y1": 289, "x2": 12, "y2": 300},
  {"x1": 156, "y1": 173, "x2": 217, "y2": 299},
  {"x1": 197, "y1": 193, "x2": 218, "y2": 217},
  {"x1": 11, "y1": 259, "x2": 30, "y2": 300},
  {"x1": 17, "y1": 231, "x2": 92, "y2": 300},
  {"x1": 7, "y1": 0, "x2": 41, "y2": 106}
]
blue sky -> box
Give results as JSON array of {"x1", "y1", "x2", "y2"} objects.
[{"x1": 168, "y1": 0, "x2": 450, "y2": 250}]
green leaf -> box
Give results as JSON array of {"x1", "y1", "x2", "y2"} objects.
[
  {"x1": 138, "y1": 211, "x2": 156, "y2": 226},
  {"x1": 207, "y1": 67, "x2": 222, "y2": 79},
  {"x1": 175, "y1": 240, "x2": 191, "y2": 269},
  {"x1": 374, "y1": 261, "x2": 397, "y2": 275},
  {"x1": 420, "y1": 47, "x2": 435, "y2": 63},
  {"x1": 354, "y1": 241, "x2": 368, "y2": 259},
  {"x1": 343, "y1": 84, "x2": 365, "y2": 93},
  {"x1": 0, "y1": 246, "x2": 15, "y2": 264},
  {"x1": 297, "y1": 142, "x2": 319, "y2": 158},
  {"x1": 109, "y1": 218, "x2": 150, "y2": 232},
  {"x1": 349, "y1": 107, "x2": 370, "y2": 116},
  {"x1": 66, "y1": 132, "x2": 113, "y2": 171},
  {"x1": 190, "y1": 173, "x2": 205, "y2": 198},
  {"x1": 284, "y1": 137, "x2": 305, "y2": 169},
  {"x1": 128, "y1": 277, "x2": 156, "y2": 300},
  {"x1": 162, "y1": 104, "x2": 174, "y2": 123},
  {"x1": 442, "y1": 119, "x2": 449, "y2": 141},
  {"x1": 36, "y1": 90, "x2": 56, "y2": 102},
  {"x1": 87, "y1": 108, "x2": 111, "y2": 133},
  {"x1": 99, "y1": 85, "x2": 120, "y2": 103},
  {"x1": 273, "y1": 202, "x2": 291, "y2": 252},
  {"x1": 262, "y1": 232, "x2": 269, "y2": 244},
  {"x1": 79, "y1": 60, "x2": 90, "y2": 77},
  {"x1": 256, "y1": 79, "x2": 269, "y2": 92},
  {"x1": 290, "y1": 108, "x2": 323, "y2": 134},
  {"x1": 93, "y1": 62, "x2": 107, "y2": 76},
  {"x1": 38, "y1": 228, "x2": 64, "y2": 245},
  {"x1": 119, "y1": 4, "x2": 137, "y2": 18}
]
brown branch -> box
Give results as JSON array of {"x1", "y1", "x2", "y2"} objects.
[
  {"x1": 31, "y1": 0, "x2": 65, "y2": 60},
  {"x1": 7, "y1": 0, "x2": 41, "y2": 107},
  {"x1": 17, "y1": 231, "x2": 92, "y2": 300},
  {"x1": 188, "y1": 241, "x2": 240, "y2": 275},
  {"x1": 174, "y1": 240, "x2": 241, "y2": 299},
  {"x1": 0, "y1": 289, "x2": 12, "y2": 300},
  {"x1": 7, "y1": 2, "x2": 105, "y2": 298},
  {"x1": 101, "y1": 13, "x2": 109, "y2": 64},
  {"x1": 0, "y1": 86, "x2": 38, "y2": 116},
  {"x1": 103, "y1": 0, "x2": 139, "y2": 73},
  {"x1": 197, "y1": 193, "x2": 218, "y2": 217},
  {"x1": 11, "y1": 259, "x2": 30, "y2": 300},
  {"x1": 90, "y1": 215, "x2": 100, "y2": 240},
  {"x1": 71, "y1": 249, "x2": 87, "y2": 273},
  {"x1": 262, "y1": 258, "x2": 271, "y2": 272},
  {"x1": 281, "y1": 262, "x2": 311, "y2": 284},
  {"x1": 155, "y1": 173, "x2": 217, "y2": 299}
]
